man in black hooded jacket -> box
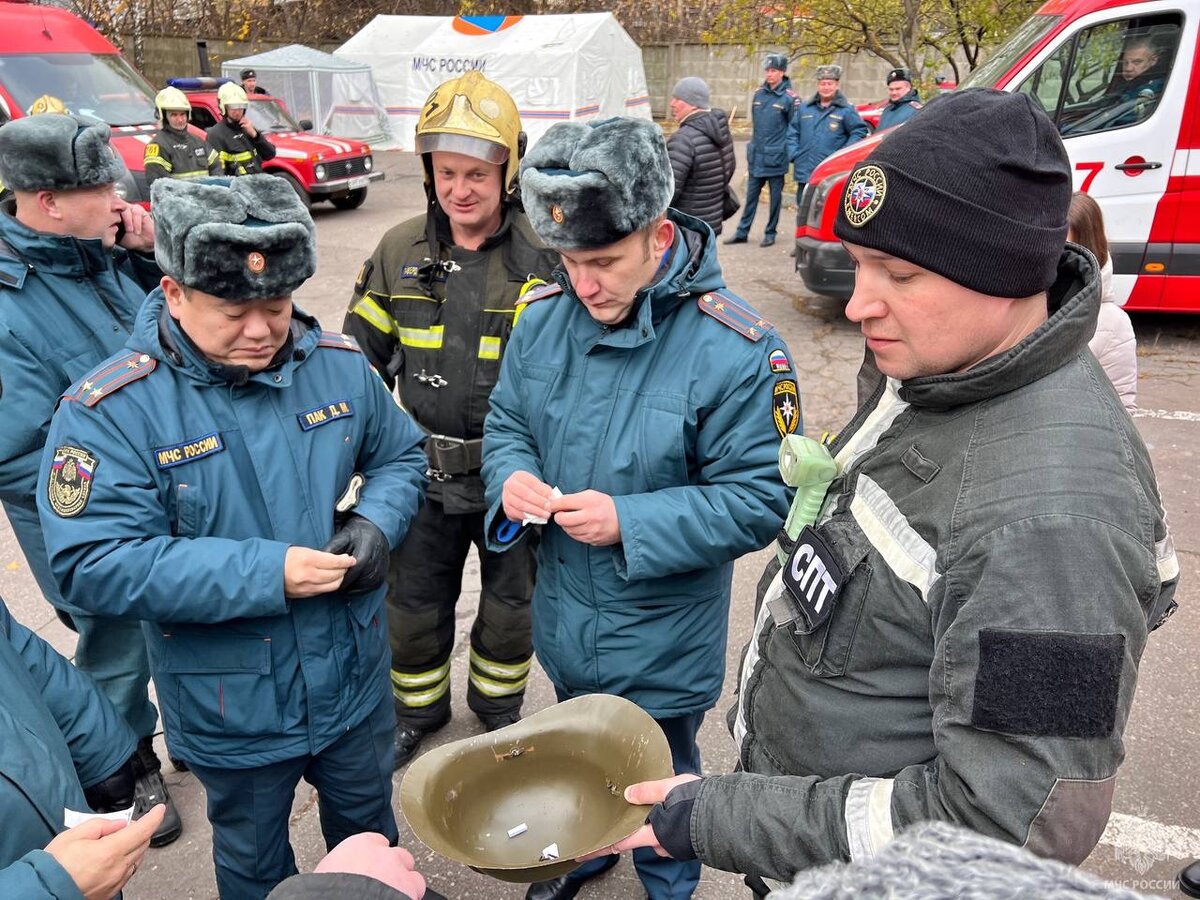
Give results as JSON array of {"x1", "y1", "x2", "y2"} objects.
[{"x1": 666, "y1": 77, "x2": 736, "y2": 235}]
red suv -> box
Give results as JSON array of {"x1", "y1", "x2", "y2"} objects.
[{"x1": 171, "y1": 77, "x2": 384, "y2": 210}]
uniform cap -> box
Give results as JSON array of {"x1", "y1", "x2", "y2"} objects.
[
  {"x1": 834, "y1": 89, "x2": 1070, "y2": 297},
  {"x1": 520, "y1": 117, "x2": 673, "y2": 250},
  {"x1": 887, "y1": 68, "x2": 912, "y2": 85},
  {"x1": 0, "y1": 114, "x2": 125, "y2": 192},
  {"x1": 816, "y1": 64, "x2": 843, "y2": 81},
  {"x1": 240, "y1": 69, "x2": 257, "y2": 80},
  {"x1": 152, "y1": 175, "x2": 316, "y2": 301},
  {"x1": 763, "y1": 53, "x2": 789, "y2": 72}
]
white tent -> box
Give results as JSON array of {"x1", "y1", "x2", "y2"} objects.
[
  {"x1": 222, "y1": 45, "x2": 394, "y2": 146},
  {"x1": 335, "y1": 13, "x2": 651, "y2": 152}
]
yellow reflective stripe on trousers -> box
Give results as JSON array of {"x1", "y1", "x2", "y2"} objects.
[
  {"x1": 478, "y1": 335, "x2": 501, "y2": 360},
  {"x1": 350, "y1": 296, "x2": 396, "y2": 336},
  {"x1": 398, "y1": 324, "x2": 444, "y2": 349},
  {"x1": 391, "y1": 662, "x2": 451, "y2": 708},
  {"x1": 392, "y1": 661, "x2": 451, "y2": 688},
  {"x1": 469, "y1": 670, "x2": 527, "y2": 697},
  {"x1": 469, "y1": 648, "x2": 531, "y2": 680},
  {"x1": 393, "y1": 679, "x2": 450, "y2": 708}
]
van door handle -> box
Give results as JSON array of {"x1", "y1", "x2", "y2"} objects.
[{"x1": 1114, "y1": 161, "x2": 1162, "y2": 171}]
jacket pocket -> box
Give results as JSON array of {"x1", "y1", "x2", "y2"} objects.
[
  {"x1": 346, "y1": 592, "x2": 387, "y2": 682},
  {"x1": 762, "y1": 146, "x2": 787, "y2": 171},
  {"x1": 638, "y1": 394, "x2": 689, "y2": 492},
  {"x1": 787, "y1": 540, "x2": 872, "y2": 677},
  {"x1": 159, "y1": 633, "x2": 281, "y2": 738}
]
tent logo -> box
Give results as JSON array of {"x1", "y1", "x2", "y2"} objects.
[{"x1": 453, "y1": 15, "x2": 523, "y2": 35}]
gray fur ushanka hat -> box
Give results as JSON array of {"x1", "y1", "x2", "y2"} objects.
[
  {"x1": 519, "y1": 117, "x2": 674, "y2": 250},
  {"x1": 0, "y1": 114, "x2": 125, "y2": 191},
  {"x1": 151, "y1": 175, "x2": 316, "y2": 301}
]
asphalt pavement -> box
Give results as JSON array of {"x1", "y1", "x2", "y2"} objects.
[{"x1": 1, "y1": 145, "x2": 1196, "y2": 899}]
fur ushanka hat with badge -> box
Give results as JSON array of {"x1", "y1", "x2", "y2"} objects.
[
  {"x1": 833, "y1": 88, "x2": 1071, "y2": 298},
  {"x1": 0, "y1": 114, "x2": 126, "y2": 192},
  {"x1": 151, "y1": 175, "x2": 316, "y2": 301},
  {"x1": 519, "y1": 117, "x2": 674, "y2": 250}
]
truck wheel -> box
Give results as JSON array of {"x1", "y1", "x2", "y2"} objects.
[
  {"x1": 277, "y1": 172, "x2": 311, "y2": 210},
  {"x1": 331, "y1": 188, "x2": 368, "y2": 210}
]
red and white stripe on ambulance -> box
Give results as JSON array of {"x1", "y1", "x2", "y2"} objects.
[{"x1": 994, "y1": 0, "x2": 1200, "y2": 311}]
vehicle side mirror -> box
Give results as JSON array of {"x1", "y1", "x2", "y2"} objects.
[{"x1": 298, "y1": 119, "x2": 313, "y2": 132}]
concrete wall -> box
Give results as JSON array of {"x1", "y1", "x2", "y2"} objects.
[
  {"x1": 643, "y1": 44, "x2": 899, "y2": 123},
  {"x1": 117, "y1": 35, "x2": 339, "y2": 91}
]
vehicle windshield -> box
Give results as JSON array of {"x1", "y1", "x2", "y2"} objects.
[
  {"x1": 246, "y1": 99, "x2": 300, "y2": 133},
  {"x1": 960, "y1": 14, "x2": 1064, "y2": 90},
  {"x1": 0, "y1": 52, "x2": 155, "y2": 126}
]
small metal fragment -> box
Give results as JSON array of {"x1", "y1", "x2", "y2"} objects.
[{"x1": 540, "y1": 842, "x2": 560, "y2": 861}]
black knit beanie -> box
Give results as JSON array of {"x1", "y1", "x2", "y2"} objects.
[{"x1": 833, "y1": 88, "x2": 1071, "y2": 298}]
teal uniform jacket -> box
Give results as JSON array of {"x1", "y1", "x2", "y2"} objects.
[
  {"x1": 38, "y1": 290, "x2": 428, "y2": 768},
  {"x1": 0, "y1": 205, "x2": 159, "y2": 616},
  {"x1": 788, "y1": 93, "x2": 870, "y2": 186},
  {"x1": 0, "y1": 597, "x2": 136, "y2": 900},
  {"x1": 746, "y1": 78, "x2": 799, "y2": 178},
  {"x1": 482, "y1": 211, "x2": 794, "y2": 718}
]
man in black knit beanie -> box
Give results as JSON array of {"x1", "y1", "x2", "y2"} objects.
[{"x1": 585, "y1": 88, "x2": 1180, "y2": 897}]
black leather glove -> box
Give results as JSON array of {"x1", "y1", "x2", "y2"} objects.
[
  {"x1": 83, "y1": 757, "x2": 136, "y2": 813},
  {"x1": 321, "y1": 513, "x2": 389, "y2": 595}
]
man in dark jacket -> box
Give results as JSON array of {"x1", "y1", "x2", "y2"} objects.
[
  {"x1": 726, "y1": 54, "x2": 797, "y2": 247},
  {"x1": 667, "y1": 77, "x2": 736, "y2": 235},
  {"x1": 144, "y1": 86, "x2": 219, "y2": 185},
  {"x1": 590, "y1": 89, "x2": 1178, "y2": 897},
  {"x1": 207, "y1": 82, "x2": 276, "y2": 176},
  {"x1": 788, "y1": 64, "x2": 869, "y2": 190},
  {"x1": 877, "y1": 68, "x2": 923, "y2": 130},
  {"x1": 344, "y1": 72, "x2": 557, "y2": 769}
]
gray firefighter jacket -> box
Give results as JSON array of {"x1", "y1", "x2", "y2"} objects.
[{"x1": 691, "y1": 246, "x2": 1179, "y2": 884}]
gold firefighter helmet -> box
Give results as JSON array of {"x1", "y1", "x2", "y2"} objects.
[
  {"x1": 155, "y1": 86, "x2": 192, "y2": 118},
  {"x1": 415, "y1": 71, "x2": 525, "y2": 194},
  {"x1": 217, "y1": 81, "x2": 249, "y2": 114},
  {"x1": 27, "y1": 94, "x2": 69, "y2": 116}
]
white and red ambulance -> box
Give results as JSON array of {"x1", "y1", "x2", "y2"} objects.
[{"x1": 795, "y1": 0, "x2": 1200, "y2": 312}]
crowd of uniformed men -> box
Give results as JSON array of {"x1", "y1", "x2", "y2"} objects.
[{"x1": 0, "y1": 51, "x2": 1187, "y2": 900}]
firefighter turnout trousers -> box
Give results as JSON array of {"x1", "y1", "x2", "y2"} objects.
[{"x1": 388, "y1": 500, "x2": 536, "y2": 726}]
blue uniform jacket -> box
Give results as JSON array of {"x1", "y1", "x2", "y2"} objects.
[
  {"x1": 746, "y1": 78, "x2": 798, "y2": 177},
  {"x1": 0, "y1": 597, "x2": 136, "y2": 900},
  {"x1": 877, "y1": 89, "x2": 922, "y2": 130},
  {"x1": 38, "y1": 291, "x2": 428, "y2": 768},
  {"x1": 788, "y1": 92, "x2": 870, "y2": 185},
  {"x1": 0, "y1": 206, "x2": 158, "y2": 615},
  {"x1": 482, "y1": 212, "x2": 794, "y2": 717}
]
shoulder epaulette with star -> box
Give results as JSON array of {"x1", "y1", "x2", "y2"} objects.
[
  {"x1": 64, "y1": 352, "x2": 157, "y2": 407},
  {"x1": 697, "y1": 290, "x2": 773, "y2": 341},
  {"x1": 519, "y1": 282, "x2": 563, "y2": 305},
  {"x1": 318, "y1": 331, "x2": 362, "y2": 352}
]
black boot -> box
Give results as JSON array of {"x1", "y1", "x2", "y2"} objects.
[
  {"x1": 1180, "y1": 860, "x2": 1200, "y2": 898},
  {"x1": 525, "y1": 854, "x2": 618, "y2": 900},
  {"x1": 478, "y1": 710, "x2": 521, "y2": 732},
  {"x1": 133, "y1": 736, "x2": 183, "y2": 848},
  {"x1": 393, "y1": 712, "x2": 450, "y2": 770}
]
